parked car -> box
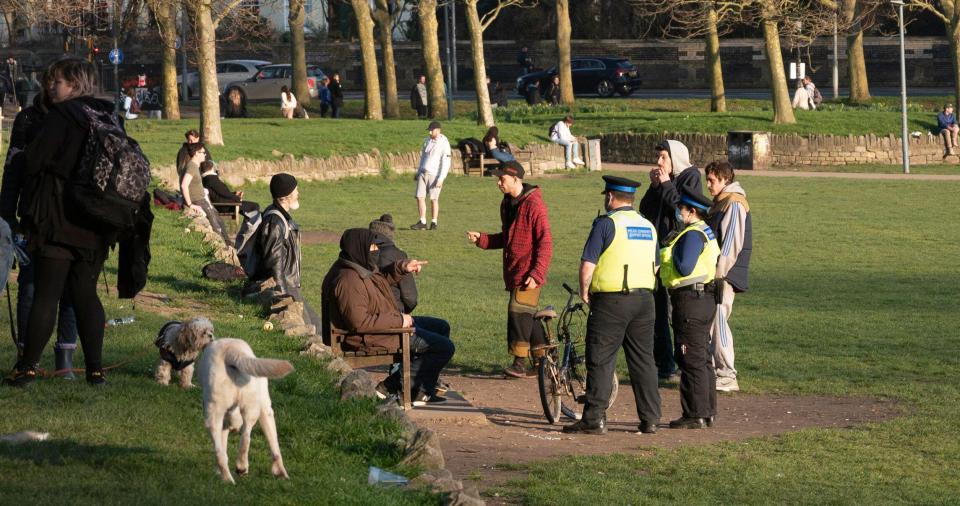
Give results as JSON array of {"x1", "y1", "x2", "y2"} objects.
[
  {"x1": 176, "y1": 59, "x2": 271, "y2": 97},
  {"x1": 515, "y1": 57, "x2": 642, "y2": 98},
  {"x1": 223, "y1": 64, "x2": 326, "y2": 102}
]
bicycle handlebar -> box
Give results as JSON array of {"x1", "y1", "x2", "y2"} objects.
[{"x1": 562, "y1": 282, "x2": 575, "y2": 295}]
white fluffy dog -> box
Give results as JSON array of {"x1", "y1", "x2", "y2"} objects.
[
  {"x1": 154, "y1": 317, "x2": 216, "y2": 388},
  {"x1": 197, "y1": 338, "x2": 294, "y2": 484}
]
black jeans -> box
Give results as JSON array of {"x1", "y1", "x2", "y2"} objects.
[
  {"x1": 198, "y1": 199, "x2": 230, "y2": 244},
  {"x1": 582, "y1": 291, "x2": 660, "y2": 425},
  {"x1": 415, "y1": 104, "x2": 427, "y2": 119},
  {"x1": 18, "y1": 252, "x2": 106, "y2": 372},
  {"x1": 654, "y1": 282, "x2": 676, "y2": 378},
  {"x1": 385, "y1": 316, "x2": 455, "y2": 396},
  {"x1": 671, "y1": 288, "x2": 717, "y2": 418},
  {"x1": 17, "y1": 252, "x2": 78, "y2": 352}
]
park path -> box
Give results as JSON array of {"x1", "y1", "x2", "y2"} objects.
[{"x1": 602, "y1": 162, "x2": 960, "y2": 181}]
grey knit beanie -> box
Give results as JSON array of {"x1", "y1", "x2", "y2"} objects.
[{"x1": 368, "y1": 214, "x2": 395, "y2": 240}]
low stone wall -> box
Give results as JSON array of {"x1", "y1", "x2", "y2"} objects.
[
  {"x1": 155, "y1": 143, "x2": 569, "y2": 190},
  {"x1": 599, "y1": 132, "x2": 955, "y2": 168}
]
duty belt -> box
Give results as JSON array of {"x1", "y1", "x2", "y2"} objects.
[
  {"x1": 672, "y1": 282, "x2": 716, "y2": 293},
  {"x1": 593, "y1": 288, "x2": 652, "y2": 295}
]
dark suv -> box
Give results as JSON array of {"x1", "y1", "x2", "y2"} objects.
[{"x1": 516, "y1": 57, "x2": 641, "y2": 99}]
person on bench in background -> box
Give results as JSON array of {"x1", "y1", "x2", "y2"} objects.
[
  {"x1": 321, "y1": 228, "x2": 455, "y2": 407},
  {"x1": 200, "y1": 160, "x2": 260, "y2": 215}
]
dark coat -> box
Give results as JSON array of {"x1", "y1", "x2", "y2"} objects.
[
  {"x1": 117, "y1": 193, "x2": 153, "y2": 298},
  {"x1": 329, "y1": 79, "x2": 344, "y2": 107},
  {"x1": 376, "y1": 237, "x2": 417, "y2": 313},
  {"x1": 0, "y1": 95, "x2": 46, "y2": 229},
  {"x1": 321, "y1": 258, "x2": 407, "y2": 351},
  {"x1": 249, "y1": 203, "x2": 301, "y2": 294},
  {"x1": 639, "y1": 167, "x2": 704, "y2": 246}
]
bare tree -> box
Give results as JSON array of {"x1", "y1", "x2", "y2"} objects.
[
  {"x1": 909, "y1": 0, "x2": 960, "y2": 106},
  {"x1": 350, "y1": 0, "x2": 383, "y2": 119},
  {"x1": 145, "y1": 0, "x2": 180, "y2": 120},
  {"x1": 290, "y1": 0, "x2": 310, "y2": 106},
  {"x1": 462, "y1": 0, "x2": 537, "y2": 126},
  {"x1": 372, "y1": 0, "x2": 400, "y2": 118},
  {"x1": 555, "y1": 0, "x2": 574, "y2": 105},
  {"x1": 417, "y1": 0, "x2": 448, "y2": 118}
]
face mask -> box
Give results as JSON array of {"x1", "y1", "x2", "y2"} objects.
[
  {"x1": 366, "y1": 250, "x2": 381, "y2": 270},
  {"x1": 674, "y1": 208, "x2": 683, "y2": 223}
]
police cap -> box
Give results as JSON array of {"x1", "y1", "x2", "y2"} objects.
[
  {"x1": 601, "y1": 175, "x2": 641, "y2": 194},
  {"x1": 678, "y1": 187, "x2": 712, "y2": 212}
]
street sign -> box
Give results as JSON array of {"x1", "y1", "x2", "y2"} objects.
[{"x1": 109, "y1": 48, "x2": 123, "y2": 65}]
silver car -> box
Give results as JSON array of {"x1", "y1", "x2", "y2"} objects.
[
  {"x1": 176, "y1": 59, "x2": 271, "y2": 97},
  {"x1": 223, "y1": 64, "x2": 326, "y2": 101}
]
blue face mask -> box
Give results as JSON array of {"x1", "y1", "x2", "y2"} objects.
[{"x1": 674, "y1": 208, "x2": 683, "y2": 224}]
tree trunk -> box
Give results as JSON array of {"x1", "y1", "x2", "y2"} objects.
[
  {"x1": 555, "y1": 0, "x2": 574, "y2": 105},
  {"x1": 154, "y1": 0, "x2": 180, "y2": 119},
  {"x1": 289, "y1": 0, "x2": 310, "y2": 106},
  {"x1": 464, "y1": 0, "x2": 494, "y2": 126},
  {"x1": 843, "y1": 0, "x2": 870, "y2": 103},
  {"x1": 762, "y1": 19, "x2": 795, "y2": 124},
  {"x1": 705, "y1": 5, "x2": 726, "y2": 113},
  {"x1": 952, "y1": 23, "x2": 960, "y2": 110},
  {"x1": 417, "y1": 0, "x2": 447, "y2": 118},
  {"x1": 373, "y1": 0, "x2": 400, "y2": 118},
  {"x1": 191, "y1": 3, "x2": 224, "y2": 144},
  {"x1": 350, "y1": 0, "x2": 383, "y2": 120}
]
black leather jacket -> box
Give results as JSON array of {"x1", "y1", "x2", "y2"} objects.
[{"x1": 251, "y1": 204, "x2": 301, "y2": 294}]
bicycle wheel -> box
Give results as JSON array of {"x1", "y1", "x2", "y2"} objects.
[
  {"x1": 560, "y1": 352, "x2": 620, "y2": 421},
  {"x1": 537, "y1": 355, "x2": 562, "y2": 424}
]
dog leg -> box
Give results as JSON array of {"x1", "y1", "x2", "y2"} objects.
[
  {"x1": 235, "y1": 408, "x2": 257, "y2": 476},
  {"x1": 155, "y1": 360, "x2": 171, "y2": 385},
  {"x1": 205, "y1": 410, "x2": 234, "y2": 484},
  {"x1": 179, "y1": 364, "x2": 195, "y2": 389},
  {"x1": 259, "y1": 406, "x2": 288, "y2": 479}
]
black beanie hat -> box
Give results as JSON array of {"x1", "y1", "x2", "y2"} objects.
[{"x1": 270, "y1": 173, "x2": 298, "y2": 200}]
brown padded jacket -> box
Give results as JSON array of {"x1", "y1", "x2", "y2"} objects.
[{"x1": 321, "y1": 258, "x2": 407, "y2": 351}]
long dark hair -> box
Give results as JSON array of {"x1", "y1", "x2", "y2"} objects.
[{"x1": 483, "y1": 126, "x2": 499, "y2": 145}]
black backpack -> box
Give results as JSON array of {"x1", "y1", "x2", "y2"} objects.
[{"x1": 68, "y1": 104, "x2": 152, "y2": 233}]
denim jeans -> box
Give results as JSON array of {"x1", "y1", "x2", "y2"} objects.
[
  {"x1": 17, "y1": 254, "x2": 78, "y2": 352},
  {"x1": 384, "y1": 316, "x2": 455, "y2": 395},
  {"x1": 490, "y1": 149, "x2": 515, "y2": 163},
  {"x1": 556, "y1": 138, "x2": 580, "y2": 165}
]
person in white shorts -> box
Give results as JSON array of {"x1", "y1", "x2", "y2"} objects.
[{"x1": 411, "y1": 121, "x2": 451, "y2": 230}]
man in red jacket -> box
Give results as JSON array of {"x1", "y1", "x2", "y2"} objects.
[{"x1": 467, "y1": 161, "x2": 553, "y2": 378}]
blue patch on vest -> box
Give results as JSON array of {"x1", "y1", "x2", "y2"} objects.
[
  {"x1": 626, "y1": 227, "x2": 653, "y2": 240},
  {"x1": 703, "y1": 226, "x2": 716, "y2": 241}
]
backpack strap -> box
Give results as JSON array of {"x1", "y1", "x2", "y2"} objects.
[{"x1": 262, "y1": 209, "x2": 289, "y2": 240}]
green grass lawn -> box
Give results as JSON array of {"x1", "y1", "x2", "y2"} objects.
[
  {"x1": 124, "y1": 97, "x2": 955, "y2": 166},
  {"x1": 768, "y1": 163, "x2": 960, "y2": 175}
]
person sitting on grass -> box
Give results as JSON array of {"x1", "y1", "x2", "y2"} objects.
[
  {"x1": 321, "y1": 228, "x2": 454, "y2": 406},
  {"x1": 280, "y1": 85, "x2": 297, "y2": 119},
  {"x1": 938, "y1": 103, "x2": 959, "y2": 156},
  {"x1": 200, "y1": 160, "x2": 260, "y2": 215}
]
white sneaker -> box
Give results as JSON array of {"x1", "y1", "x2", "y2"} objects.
[
  {"x1": 573, "y1": 158, "x2": 585, "y2": 166},
  {"x1": 716, "y1": 376, "x2": 740, "y2": 392},
  {"x1": 565, "y1": 162, "x2": 576, "y2": 169}
]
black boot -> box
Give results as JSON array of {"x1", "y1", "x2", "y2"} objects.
[
  {"x1": 55, "y1": 348, "x2": 76, "y2": 380},
  {"x1": 86, "y1": 369, "x2": 107, "y2": 387},
  {"x1": 3, "y1": 363, "x2": 39, "y2": 388}
]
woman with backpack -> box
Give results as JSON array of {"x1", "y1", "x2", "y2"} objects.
[{"x1": 5, "y1": 57, "x2": 115, "y2": 387}]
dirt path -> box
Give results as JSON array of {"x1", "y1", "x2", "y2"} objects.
[
  {"x1": 426, "y1": 371, "x2": 898, "y2": 500},
  {"x1": 602, "y1": 162, "x2": 960, "y2": 181}
]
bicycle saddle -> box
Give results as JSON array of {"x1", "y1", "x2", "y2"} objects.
[{"x1": 534, "y1": 306, "x2": 557, "y2": 319}]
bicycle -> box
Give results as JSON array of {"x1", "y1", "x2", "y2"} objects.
[{"x1": 534, "y1": 283, "x2": 618, "y2": 424}]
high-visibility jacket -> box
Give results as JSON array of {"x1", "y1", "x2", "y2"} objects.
[
  {"x1": 659, "y1": 220, "x2": 720, "y2": 289},
  {"x1": 590, "y1": 210, "x2": 658, "y2": 293}
]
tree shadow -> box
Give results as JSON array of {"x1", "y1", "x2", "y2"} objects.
[{"x1": 0, "y1": 439, "x2": 153, "y2": 467}]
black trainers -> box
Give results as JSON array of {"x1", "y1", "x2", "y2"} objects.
[
  {"x1": 562, "y1": 418, "x2": 607, "y2": 435},
  {"x1": 410, "y1": 221, "x2": 428, "y2": 230},
  {"x1": 86, "y1": 370, "x2": 108, "y2": 387},
  {"x1": 3, "y1": 365, "x2": 38, "y2": 388},
  {"x1": 375, "y1": 380, "x2": 399, "y2": 400},
  {"x1": 668, "y1": 416, "x2": 707, "y2": 429},
  {"x1": 434, "y1": 379, "x2": 452, "y2": 396},
  {"x1": 429, "y1": 222, "x2": 438, "y2": 230},
  {"x1": 412, "y1": 390, "x2": 447, "y2": 407}
]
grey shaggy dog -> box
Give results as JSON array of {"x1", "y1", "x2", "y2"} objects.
[{"x1": 154, "y1": 317, "x2": 216, "y2": 388}]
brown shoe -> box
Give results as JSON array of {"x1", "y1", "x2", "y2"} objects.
[{"x1": 503, "y1": 358, "x2": 534, "y2": 379}]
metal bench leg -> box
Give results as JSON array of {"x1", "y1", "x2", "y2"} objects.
[{"x1": 401, "y1": 332, "x2": 412, "y2": 410}]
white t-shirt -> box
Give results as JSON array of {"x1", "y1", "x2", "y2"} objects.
[
  {"x1": 281, "y1": 92, "x2": 297, "y2": 110},
  {"x1": 418, "y1": 134, "x2": 452, "y2": 183},
  {"x1": 551, "y1": 120, "x2": 575, "y2": 143}
]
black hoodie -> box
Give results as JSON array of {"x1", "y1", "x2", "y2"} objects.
[{"x1": 638, "y1": 140, "x2": 705, "y2": 246}]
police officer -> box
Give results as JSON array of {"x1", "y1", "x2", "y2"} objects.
[
  {"x1": 660, "y1": 188, "x2": 720, "y2": 429},
  {"x1": 563, "y1": 176, "x2": 660, "y2": 435}
]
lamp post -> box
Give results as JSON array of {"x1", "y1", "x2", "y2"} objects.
[{"x1": 892, "y1": 0, "x2": 909, "y2": 174}]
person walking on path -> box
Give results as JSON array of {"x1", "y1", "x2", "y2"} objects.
[
  {"x1": 563, "y1": 176, "x2": 660, "y2": 435},
  {"x1": 410, "y1": 75, "x2": 428, "y2": 119},
  {"x1": 280, "y1": 86, "x2": 297, "y2": 119},
  {"x1": 467, "y1": 161, "x2": 553, "y2": 378},
  {"x1": 659, "y1": 188, "x2": 720, "y2": 430},
  {"x1": 638, "y1": 139, "x2": 705, "y2": 382},
  {"x1": 549, "y1": 115, "x2": 584, "y2": 169},
  {"x1": 938, "y1": 104, "x2": 959, "y2": 155},
  {"x1": 328, "y1": 73, "x2": 344, "y2": 118},
  {"x1": 704, "y1": 161, "x2": 752, "y2": 393},
  {"x1": 411, "y1": 121, "x2": 451, "y2": 231}
]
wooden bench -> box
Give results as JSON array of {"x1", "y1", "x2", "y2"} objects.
[
  {"x1": 459, "y1": 143, "x2": 500, "y2": 176},
  {"x1": 327, "y1": 326, "x2": 414, "y2": 410},
  {"x1": 214, "y1": 202, "x2": 242, "y2": 224}
]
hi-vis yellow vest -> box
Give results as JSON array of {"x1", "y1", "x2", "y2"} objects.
[
  {"x1": 659, "y1": 220, "x2": 720, "y2": 289},
  {"x1": 590, "y1": 210, "x2": 658, "y2": 293}
]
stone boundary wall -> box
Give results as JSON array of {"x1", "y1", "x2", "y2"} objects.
[
  {"x1": 599, "y1": 132, "x2": 955, "y2": 168},
  {"x1": 154, "y1": 143, "x2": 569, "y2": 190}
]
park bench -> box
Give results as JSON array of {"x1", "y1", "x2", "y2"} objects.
[
  {"x1": 325, "y1": 326, "x2": 413, "y2": 410},
  {"x1": 458, "y1": 139, "x2": 532, "y2": 176},
  {"x1": 214, "y1": 202, "x2": 242, "y2": 224}
]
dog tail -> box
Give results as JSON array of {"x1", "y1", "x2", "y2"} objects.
[{"x1": 225, "y1": 349, "x2": 295, "y2": 379}]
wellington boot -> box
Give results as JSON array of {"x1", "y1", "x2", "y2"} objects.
[{"x1": 55, "y1": 348, "x2": 77, "y2": 380}]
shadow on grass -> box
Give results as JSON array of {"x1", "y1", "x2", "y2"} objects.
[{"x1": 0, "y1": 440, "x2": 153, "y2": 466}]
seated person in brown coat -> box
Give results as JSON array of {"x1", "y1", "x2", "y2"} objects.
[
  {"x1": 199, "y1": 160, "x2": 260, "y2": 214},
  {"x1": 321, "y1": 228, "x2": 454, "y2": 406}
]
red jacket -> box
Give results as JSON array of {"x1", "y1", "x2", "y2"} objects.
[{"x1": 476, "y1": 185, "x2": 552, "y2": 290}]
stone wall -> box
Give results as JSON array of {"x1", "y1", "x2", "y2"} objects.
[
  {"x1": 600, "y1": 132, "x2": 955, "y2": 167},
  {"x1": 155, "y1": 143, "x2": 569, "y2": 189}
]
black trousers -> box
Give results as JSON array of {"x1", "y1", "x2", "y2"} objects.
[
  {"x1": 653, "y1": 282, "x2": 676, "y2": 377},
  {"x1": 415, "y1": 104, "x2": 427, "y2": 119},
  {"x1": 670, "y1": 288, "x2": 717, "y2": 418},
  {"x1": 384, "y1": 316, "x2": 455, "y2": 395},
  {"x1": 582, "y1": 291, "x2": 660, "y2": 425},
  {"x1": 19, "y1": 252, "x2": 106, "y2": 372}
]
